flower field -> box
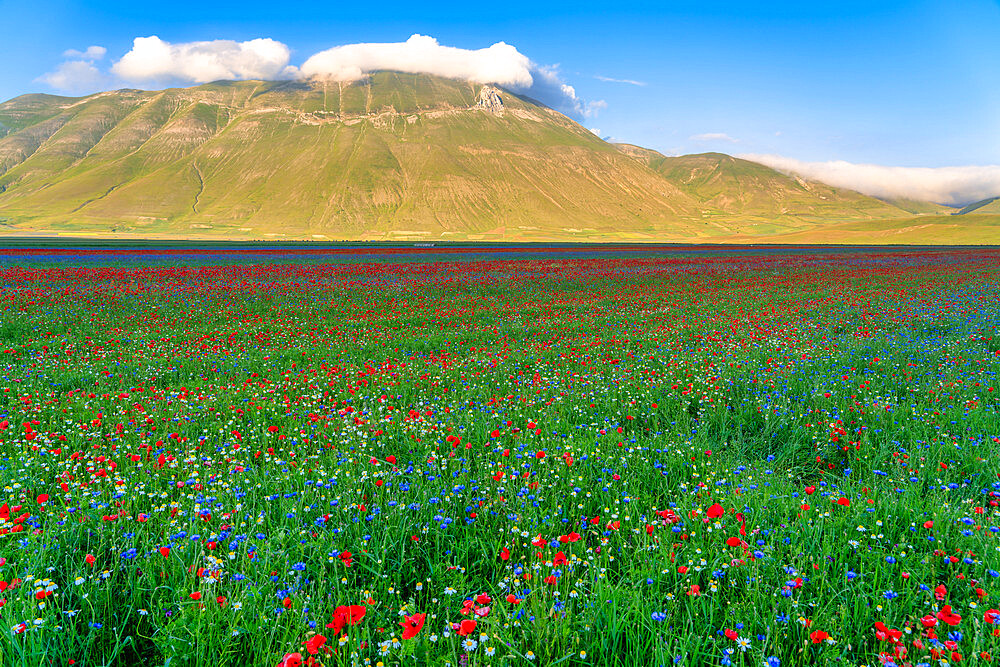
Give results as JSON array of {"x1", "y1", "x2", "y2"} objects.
[{"x1": 1, "y1": 248, "x2": 1000, "y2": 667}]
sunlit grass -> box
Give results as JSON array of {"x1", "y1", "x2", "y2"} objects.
[{"x1": 1, "y1": 249, "x2": 999, "y2": 666}]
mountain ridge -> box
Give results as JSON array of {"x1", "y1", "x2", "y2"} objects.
[
  {"x1": 954, "y1": 197, "x2": 1000, "y2": 216},
  {"x1": 0, "y1": 75, "x2": 994, "y2": 243}
]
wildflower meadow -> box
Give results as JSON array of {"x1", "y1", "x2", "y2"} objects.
[{"x1": 1, "y1": 247, "x2": 999, "y2": 667}]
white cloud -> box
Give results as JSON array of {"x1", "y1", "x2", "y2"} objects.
[
  {"x1": 39, "y1": 45, "x2": 109, "y2": 94},
  {"x1": 301, "y1": 35, "x2": 600, "y2": 119},
  {"x1": 37, "y1": 34, "x2": 599, "y2": 119},
  {"x1": 63, "y1": 46, "x2": 107, "y2": 60},
  {"x1": 590, "y1": 128, "x2": 602, "y2": 135},
  {"x1": 690, "y1": 132, "x2": 739, "y2": 143},
  {"x1": 594, "y1": 75, "x2": 646, "y2": 86},
  {"x1": 37, "y1": 60, "x2": 109, "y2": 94},
  {"x1": 302, "y1": 34, "x2": 531, "y2": 87},
  {"x1": 582, "y1": 99, "x2": 608, "y2": 118},
  {"x1": 111, "y1": 36, "x2": 293, "y2": 84},
  {"x1": 739, "y1": 154, "x2": 1000, "y2": 206}
]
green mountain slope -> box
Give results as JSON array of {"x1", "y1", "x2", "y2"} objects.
[
  {"x1": 877, "y1": 198, "x2": 954, "y2": 215},
  {"x1": 614, "y1": 146, "x2": 919, "y2": 228},
  {"x1": 0, "y1": 76, "x2": 712, "y2": 240},
  {"x1": 954, "y1": 197, "x2": 1000, "y2": 215},
  {"x1": 0, "y1": 75, "x2": 994, "y2": 243}
]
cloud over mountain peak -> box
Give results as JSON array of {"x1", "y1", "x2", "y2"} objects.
[{"x1": 741, "y1": 154, "x2": 1000, "y2": 206}]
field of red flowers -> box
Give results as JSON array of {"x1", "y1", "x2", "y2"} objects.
[{"x1": 1, "y1": 248, "x2": 999, "y2": 667}]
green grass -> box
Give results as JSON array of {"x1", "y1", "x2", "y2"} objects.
[
  {"x1": 722, "y1": 213, "x2": 1000, "y2": 245},
  {"x1": 0, "y1": 250, "x2": 999, "y2": 666}
]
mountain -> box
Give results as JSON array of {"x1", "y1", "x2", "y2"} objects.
[
  {"x1": 0, "y1": 74, "x2": 992, "y2": 243},
  {"x1": 953, "y1": 197, "x2": 1000, "y2": 216},
  {"x1": 613, "y1": 147, "x2": 915, "y2": 233},
  {"x1": 876, "y1": 198, "x2": 955, "y2": 215},
  {"x1": 0, "y1": 76, "x2": 706, "y2": 241}
]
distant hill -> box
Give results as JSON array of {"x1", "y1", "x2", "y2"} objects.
[
  {"x1": 614, "y1": 147, "x2": 915, "y2": 230},
  {"x1": 704, "y1": 213, "x2": 1000, "y2": 246},
  {"x1": 953, "y1": 197, "x2": 1000, "y2": 215},
  {"x1": 877, "y1": 198, "x2": 954, "y2": 215},
  {"x1": 0, "y1": 75, "x2": 994, "y2": 243}
]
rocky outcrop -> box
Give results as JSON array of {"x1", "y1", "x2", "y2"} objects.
[{"x1": 475, "y1": 85, "x2": 504, "y2": 114}]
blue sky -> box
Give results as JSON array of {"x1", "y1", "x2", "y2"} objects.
[{"x1": 3, "y1": 0, "x2": 999, "y2": 201}]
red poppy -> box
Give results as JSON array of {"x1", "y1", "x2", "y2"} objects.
[
  {"x1": 725, "y1": 536, "x2": 742, "y2": 547},
  {"x1": 400, "y1": 613, "x2": 426, "y2": 640},
  {"x1": 339, "y1": 551, "x2": 353, "y2": 567},
  {"x1": 658, "y1": 509, "x2": 679, "y2": 523},
  {"x1": 500, "y1": 547, "x2": 510, "y2": 561},
  {"x1": 305, "y1": 635, "x2": 327, "y2": 655},
  {"x1": 278, "y1": 652, "x2": 304, "y2": 667},
  {"x1": 326, "y1": 605, "x2": 366, "y2": 634},
  {"x1": 189, "y1": 592, "x2": 202, "y2": 601},
  {"x1": 457, "y1": 619, "x2": 477, "y2": 636},
  {"x1": 552, "y1": 551, "x2": 567, "y2": 566},
  {"x1": 937, "y1": 606, "x2": 962, "y2": 626},
  {"x1": 810, "y1": 630, "x2": 830, "y2": 644},
  {"x1": 707, "y1": 503, "x2": 724, "y2": 519}
]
